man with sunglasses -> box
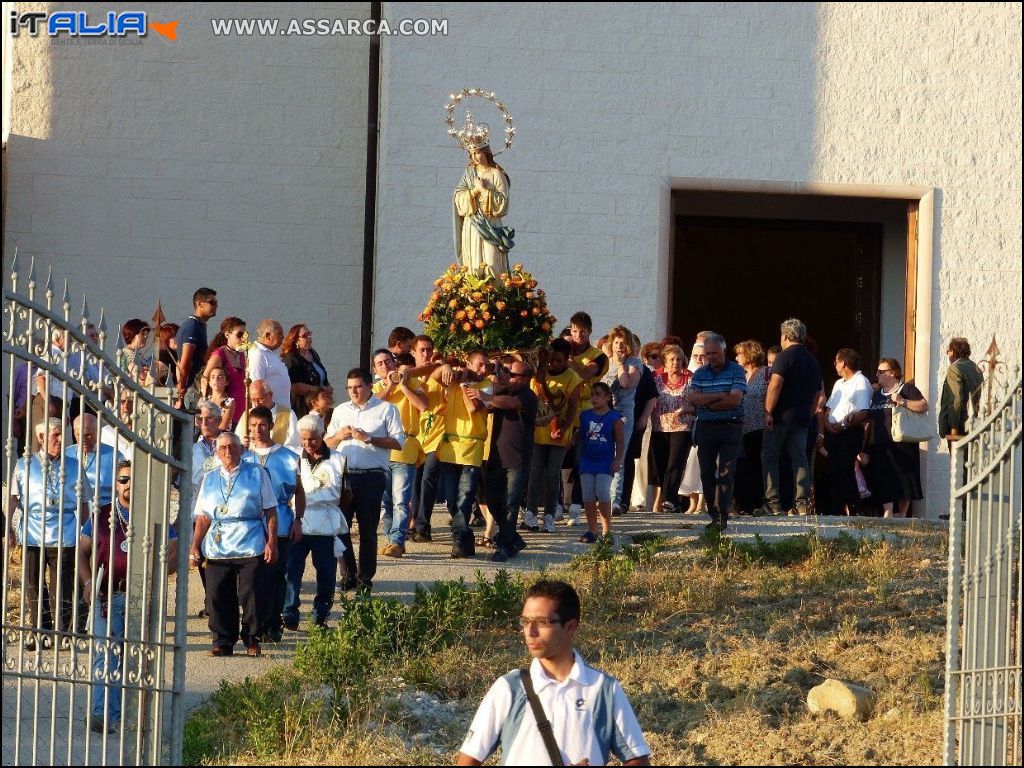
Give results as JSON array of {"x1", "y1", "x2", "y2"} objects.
[
  {"x1": 79, "y1": 460, "x2": 178, "y2": 734},
  {"x1": 458, "y1": 580, "x2": 650, "y2": 766},
  {"x1": 466, "y1": 359, "x2": 536, "y2": 561}
]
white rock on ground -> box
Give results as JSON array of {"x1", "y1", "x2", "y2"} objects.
[{"x1": 807, "y1": 678, "x2": 877, "y2": 721}]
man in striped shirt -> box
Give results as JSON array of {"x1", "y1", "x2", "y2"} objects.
[{"x1": 688, "y1": 333, "x2": 747, "y2": 531}]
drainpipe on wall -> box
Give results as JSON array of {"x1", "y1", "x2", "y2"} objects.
[{"x1": 359, "y1": 1, "x2": 382, "y2": 365}]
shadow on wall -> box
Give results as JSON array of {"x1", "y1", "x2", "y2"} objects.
[{"x1": 2, "y1": 5, "x2": 371, "y2": 382}]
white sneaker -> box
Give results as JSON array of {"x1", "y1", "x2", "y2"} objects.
[
  {"x1": 543, "y1": 514, "x2": 556, "y2": 533},
  {"x1": 567, "y1": 505, "x2": 581, "y2": 526},
  {"x1": 553, "y1": 504, "x2": 565, "y2": 523},
  {"x1": 520, "y1": 509, "x2": 539, "y2": 531}
]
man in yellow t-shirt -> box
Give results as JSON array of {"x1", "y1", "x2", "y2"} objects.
[
  {"x1": 372, "y1": 350, "x2": 427, "y2": 558},
  {"x1": 523, "y1": 338, "x2": 581, "y2": 533},
  {"x1": 430, "y1": 350, "x2": 492, "y2": 558}
]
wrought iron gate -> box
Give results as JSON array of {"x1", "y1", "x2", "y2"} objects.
[
  {"x1": 943, "y1": 347, "x2": 1022, "y2": 766},
  {"x1": 2, "y1": 256, "x2": 193, "y2": 765}
]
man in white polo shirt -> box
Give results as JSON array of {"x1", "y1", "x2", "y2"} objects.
[
  {"x1": 457, "y1": 580, "x2": 651, "y2": 766},
  {"x1": 324, "y1": 367, "x2": 405, "y2": 597}
]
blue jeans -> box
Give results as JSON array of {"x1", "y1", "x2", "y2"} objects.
[
  {"x1": 438, "y1": 461, "x2": 480, "y2": 551},
  {"x1": 484, "y1": 461, "x2": 529, "y2": 553},
  {"x1": 284, "y1": 534, "x2": 336, "y2": 625},
  {"x1": 90, "y1": 592, "x2": 126, "y2": 721},
  {"x1": 381, "y1": 461, "x2": 416, "y2": 546},
  {"x1": 610, "y1": 413, "x2": 634, "y2": 507}
]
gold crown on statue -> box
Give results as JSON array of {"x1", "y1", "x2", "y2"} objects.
[
  {"x1": 454, "y1": 113, "x2": 491, "y2": 151},
  {"x1": 445, "y1": 88, "x2": 515, "y2": 155}
]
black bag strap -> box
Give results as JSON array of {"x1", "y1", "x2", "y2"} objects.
[{"x1": 519, "y1": 668, "x2": 564, "y2": 766}]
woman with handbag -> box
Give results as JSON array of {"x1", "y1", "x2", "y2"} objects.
[{"x1": 860, "y1": 358, "x2": 927, "y2": 517}]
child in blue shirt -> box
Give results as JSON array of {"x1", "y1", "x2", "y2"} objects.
[{"x1": 576, "y1": 382, "x2": 624, "y2": 543}]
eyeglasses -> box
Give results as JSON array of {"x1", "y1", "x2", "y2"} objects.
[
  {"x1": 116, "y1": 476, "x2": 131, "y2": 484},
  {"x1": 876, "y1": 368, "x2": 891, "y2": 374},
  {"x1": 518, "y1": 616, "x2": 562, "y2": 630},
  {"x1": 230, "y1": 330, "x2": 245, "y2": 337}
]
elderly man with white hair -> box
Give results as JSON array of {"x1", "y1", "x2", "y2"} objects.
[
  {"x1": 235, "y1": 379, "x2": 300, "y2": 452},
  {"x1": 66, "y1": 413, "x2": 122, "y2": 508},
  {"x1": 191, "y1": 431, "x2": 278, "y2": 658},
  {"x1": 283, "y1": 413, "x2": 347, "y2": 630},
  {"x1": 7, "y1": 418, "x2": 90, "y2": 650},
  {"x1": 246, "y1": 318, "x2": 292, "y2": 416}
]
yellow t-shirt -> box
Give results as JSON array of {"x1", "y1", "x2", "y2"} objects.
[
  {"x1": 533, "y1": 368, "x2": 582, "y2": 447},
  {"x1": 418, "y1": 378, "x2": 448, "y2": 455},
  {"x1": 575, "y1": 345, "x2": 609, "y2": 419},
  {"x1": 435, "y1": 380, "x2": 490, "y2": 467},
  {"x1": 373, "y1": 376, "x2": 425, "y2": 466}
]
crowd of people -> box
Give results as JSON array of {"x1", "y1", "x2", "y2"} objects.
[{"x1": 5, "y1": 283, "x2": 987, "y2": 682}]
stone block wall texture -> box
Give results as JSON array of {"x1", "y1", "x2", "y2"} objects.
[
  {"x1": 3, "y1": 2, "x2": 370, "y2": 383},
  {"x1": 375, "y1": 2, "x2": 1022, "y2": 515}
]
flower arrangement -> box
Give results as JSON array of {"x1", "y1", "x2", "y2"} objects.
[{"x1": 419, "y1": 263, "x2": 556, "y2": 355}]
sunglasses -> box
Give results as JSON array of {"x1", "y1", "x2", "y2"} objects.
[
  {"x1": 876, "y1": 368, "x2": 891, "y2": 374},
  {"x1": 117, "y1": 476, "x2": 131, "y2": 484}
]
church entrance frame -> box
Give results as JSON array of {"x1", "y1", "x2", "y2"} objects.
[{"x1": 662, "y1": 179, "x2": 935, "y2": 398}]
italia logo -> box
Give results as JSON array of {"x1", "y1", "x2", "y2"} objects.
[{"x1": 9, "y1": 10, "x2": 178, "y2": 40}]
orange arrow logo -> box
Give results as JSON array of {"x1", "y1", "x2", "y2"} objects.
[{"x1": 150, "y1": 20, "x2": 178, "y2": 41}]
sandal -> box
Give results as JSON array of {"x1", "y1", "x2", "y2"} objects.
[{"x1": 475, "y1": 535, "x2": 496, "y2": 549}]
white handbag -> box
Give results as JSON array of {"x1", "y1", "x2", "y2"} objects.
[{"x1": 890, "y1": 386, "x2": 938, "y2": 443}]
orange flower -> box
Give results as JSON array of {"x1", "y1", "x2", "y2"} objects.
[
  {"x1": 471, "y1": 291, "x2": 483, "y2": 301},
  {"x1": 449, "y1": 323, "x2": 457, "y2": 331},
  {"x1": 462, "y1": 322, "x2": 472, "y2": 332},
  {"x1": 449, "y1": 299, "x2": 458, "y2": 309},
  {"x1": 474, "y1": 318, "x2": 485, "y2": 329},
  {"x1": 531, "y1": 307, "x2": 541, "y2": 316},
  {"x1": 520, "y1": 310, "x2": 529, "y2": 318},
  {"x1": 495, "y1": 301, "x2": 507, "y2": 311},
  {"x1": 482, "y1": 311, "x2": 492, "y2": 321},
  {"x1": 466, "y1": 308, "x2": 477, "y2": 319},
  {"x1": 526, "y1": 279, "x2": 537, "y2": 290},
  {"x1": 455, "y1": 310, "x2": 467, "y2": 321},
  {"x1": 479, "y1": 303, "x2": 488, "y2": 311},
  {"x1": 424, "y1": 309, "x2": 433, "y2": 319},
  {"x1": 541, "y1": 321, "x2": 551, "y2": 332}
]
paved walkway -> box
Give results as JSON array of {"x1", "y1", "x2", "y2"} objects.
[{"x1": 3, "y1": 509, "x2": 938, "y2": 765}]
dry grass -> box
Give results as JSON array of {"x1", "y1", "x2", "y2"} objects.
[{"x1": 186, "y1": 525, "x2": 948, "y2": 766}]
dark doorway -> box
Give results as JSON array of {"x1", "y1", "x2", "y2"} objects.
[{"x1": 672, "y1": 216, "x2": 882, "y2": 388}]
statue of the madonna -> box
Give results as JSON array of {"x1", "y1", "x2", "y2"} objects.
[{"x1": 451, "y1": 113, "x2": 515, "y2": 273}]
